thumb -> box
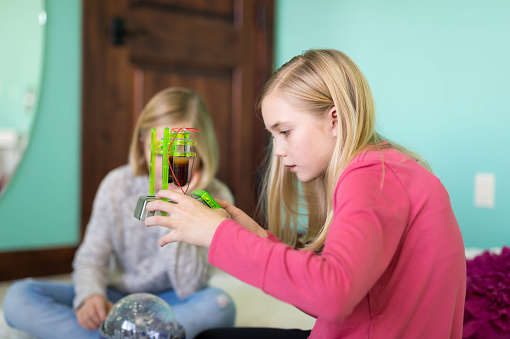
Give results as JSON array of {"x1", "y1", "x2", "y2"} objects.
[
  {"x1": 217, "y1": 199, "x2": 230, "y2": 209},
  {"x1": 217, "y1": 200, "x2": 242, "y2": 218}
]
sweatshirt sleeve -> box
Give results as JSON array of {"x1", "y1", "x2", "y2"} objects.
[
  {"x1": 165, "y1": 177, "x2": 235, "y2": 299},
  {"x1": 71, "y1": 173, "x2": 115, "y2": 310},
  {"x1": 209, "y1": 161, "x2": 410, "y2": 322},
  {"x1": 165, "y1": 243, "x2": 213, "y2": 300}
]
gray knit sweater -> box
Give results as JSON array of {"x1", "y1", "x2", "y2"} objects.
[{"x1": 72, "y1": 165, "x2": 234, "y2": 310}]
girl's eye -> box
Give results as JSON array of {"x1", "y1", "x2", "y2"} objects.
[{"x1": 280, "y1": 130, "x2": 290, "y2": 136}]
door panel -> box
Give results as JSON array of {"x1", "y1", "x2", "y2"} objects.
[
  {"x1": 128, "y1": 7, "x2": 240, "y2": 67},
  {"x1": 82, "y1": 0, "x2": 274, "y2": 237}
]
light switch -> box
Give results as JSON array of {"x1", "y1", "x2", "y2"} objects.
[{"x1": 474, "y1": 173, "x2": 495, "y2": 208}]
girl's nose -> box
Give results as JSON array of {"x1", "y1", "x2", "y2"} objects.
[{"x1": 273, "y1": 143, "x2": 286, "y2": 158}]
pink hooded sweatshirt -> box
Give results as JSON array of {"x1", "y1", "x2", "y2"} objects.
[{"x1": 209, "y1": 148, "x2": 466, "y2": 338}]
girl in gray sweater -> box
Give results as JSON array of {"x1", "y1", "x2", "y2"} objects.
[{"x1": 3, "y1": 87, "x2": 236, "y2": 339}]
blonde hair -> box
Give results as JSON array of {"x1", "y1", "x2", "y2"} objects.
[
  {"x1": 259, "y1": 49, "x2": 430, "y2": 252},
  {"x1": 129, "y1": 87, "x2": 219, "y2": 189}
]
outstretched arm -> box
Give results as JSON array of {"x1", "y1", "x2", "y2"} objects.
[{"x1": 207, "y1": 162, "x2": 411, "y2": 322}]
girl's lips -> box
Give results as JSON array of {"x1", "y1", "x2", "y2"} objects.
[{"x1": 284, "y1": 164, "x2": 296, "y2": 172}]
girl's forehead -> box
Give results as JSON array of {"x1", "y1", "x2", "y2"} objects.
[
  {"x1": 262, "y1": 95, "x2": 292, "y2": 118},
  {"x1": 262, "y1": 95, "x2": 315, "y2": 128}
]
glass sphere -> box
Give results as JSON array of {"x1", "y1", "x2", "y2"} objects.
[{"x1": 99, "y1": 293, "x2": 185, "y2": 339}]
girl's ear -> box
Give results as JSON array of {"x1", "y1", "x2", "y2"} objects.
[{"x1": 328, "y1": 106, "x2": 338, "y2": 138}]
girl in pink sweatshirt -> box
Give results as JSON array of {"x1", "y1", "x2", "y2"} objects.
[{"x1": 145, "y1": 49, "x2": 466, "y2": 339}]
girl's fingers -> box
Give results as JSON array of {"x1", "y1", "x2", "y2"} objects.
[
  {"x1": 216, "y1": 199, "x2": 230, "y2": 209},
  {"x1": 144, "y1": 190, "x2": 225, "y2": 248},
  {"x1": 217, "y1": 199, "x2": 233, "y2": 212},
  {"x1": 145, "y1": 199, "x2": 175, "y2": 215},
  {"x1": 145, "y1": 215, "x2": 172, "y2": 228},
  {"x1": 155, "y1": 189, "x2": 187, "y2": 202},
  {"x1": 93, "y1": 298, "x2": 106, "y2": 323},
  {"x1": 158, "y1": 231, "x2": 182, "y2": 247},
  {"x1": 147, "y1": 190, "x2": 194, "y2": 215},
  {"x1": 88, "y1": 308, "x2": 101, "y2": 328},
  {"x1": 95, "y1": 302, "x2": 106, "y2": 321},
  {"x1": 219, "y1": 200, "x2": 243, "y2": 218}
]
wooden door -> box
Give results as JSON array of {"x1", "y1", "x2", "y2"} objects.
[
  {"x1": 0, "y1": 0, "x2": 273, "y2": 281},
  {"x1": 81, "y1": 0, "x2": 274, "y2": 236}
]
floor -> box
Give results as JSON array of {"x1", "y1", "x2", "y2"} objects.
[
  {"x1": 0, "y1": 268, "x2": 315, "y2": 338},
  {"x1": 0, "y1": 247, "x2": 497, "y2": 338}
]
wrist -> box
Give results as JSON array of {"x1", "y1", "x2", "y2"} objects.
[
  {"x1": 204, "y1": 215, "x2": 228, "y2": 247},
  {"x1": 259, "y1": 228, "x2": 269, "y2": 238},
  {"x1": 208, "y1": 218, "x2": 228, "y2": 250}
]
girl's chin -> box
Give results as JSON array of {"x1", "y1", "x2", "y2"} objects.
[
  {"x1": 295, "y1": 172, "x2": 323, "y2": 183},
  {"x1": 294, "y1": 173, "x2": 306, "y2": 182}
]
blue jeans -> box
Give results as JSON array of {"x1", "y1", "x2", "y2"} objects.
[{"x1": 3, "y1": 278, "x2": 235, "y2": 339}]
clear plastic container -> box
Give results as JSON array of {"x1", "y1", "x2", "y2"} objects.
[{"x1": 99, "y1": 293, "x2": 185, "y2": 339}]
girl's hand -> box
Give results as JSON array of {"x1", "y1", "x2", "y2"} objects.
[
  {"x1": 216, "y1": 200, "x2": 268, "y2": 238},
  {"x1": 76, "y1": 294, "x2": 113, "y2": 330},
  {"x1": 145, "y1": 190, "x2": 228, "y2": 247}
]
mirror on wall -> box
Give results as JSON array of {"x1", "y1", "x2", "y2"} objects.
[{"x1": 0, "y1": 1, "x2": 46, "y2": 197}]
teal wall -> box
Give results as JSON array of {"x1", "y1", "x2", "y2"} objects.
[
  {"x1": 0, "y1": 0, "x2": 81, "y2": 251},
  {"x1": 276, "y1": 0, "x2": 510, "y2": 248},
  {"x1": 1, "y1": 0, "x2": 507, "y2": 252}
]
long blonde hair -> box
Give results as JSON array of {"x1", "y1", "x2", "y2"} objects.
[
  {"x1": 129, "y1": 87, "x2": 219, "y2": 189},
  {"x1": 259, "y1": 49, "x2": 430, "y2": 252}
]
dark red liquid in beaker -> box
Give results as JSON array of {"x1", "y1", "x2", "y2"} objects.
[
  {"x1": 168, "y1": 156, "x2": 174, "y2": 183},
  {"x1": 172, "y1": 156, "x2": 189, "y2": 186}
]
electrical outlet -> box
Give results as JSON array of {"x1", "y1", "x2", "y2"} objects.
[{"x1": 474, "y1": 173, "x2": 495, "y2": 208}]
